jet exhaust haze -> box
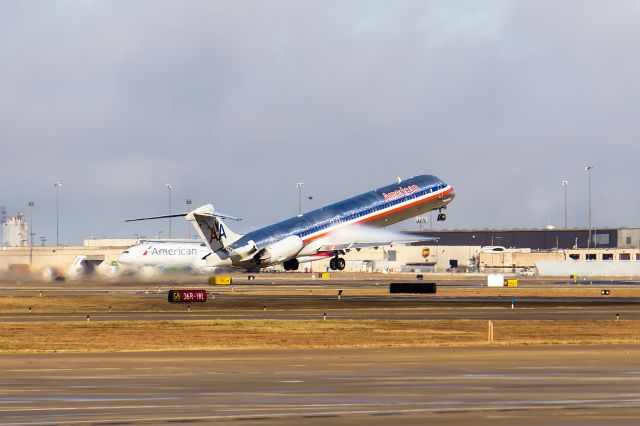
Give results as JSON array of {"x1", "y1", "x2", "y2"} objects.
[{"x1": 326, "y1": 224, "x2": 426, "y2": 246}]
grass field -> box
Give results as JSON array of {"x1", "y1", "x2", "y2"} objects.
[
  {"x1": 2, "y1": 286, "x2": 640, "y2": 353},
  {"x1": 1, "y1": 319, "x2": 639, "y2": 353}
]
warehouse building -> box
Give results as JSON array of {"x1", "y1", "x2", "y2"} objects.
[{"x1": 410, "y1": 227, "x2": 640, "y2": 250}]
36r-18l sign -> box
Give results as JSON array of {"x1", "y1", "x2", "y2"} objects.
[{"x1": 168, "y1": 289, "x2": 207, "y2": 303}]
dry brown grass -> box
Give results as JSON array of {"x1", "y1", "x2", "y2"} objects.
[
  {"x1": 1, "y1": 319, "x2": 639, "y2": 353},
  {"x1": 0, "y1": 296, "x2": 173, "y2": 313}
]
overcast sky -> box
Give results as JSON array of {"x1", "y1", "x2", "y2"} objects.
[{"x1": 1, "y1": 0, "x2": 640, "y2": 244}]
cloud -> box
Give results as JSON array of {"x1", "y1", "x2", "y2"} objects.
[{"x1": 1, "y1": 1, "x2": 640, "y2": 243}]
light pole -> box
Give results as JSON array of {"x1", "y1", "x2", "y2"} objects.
[
  {"x1": 470, "y1": 235, "x2": 476, "y2": 271},
  {"x1": 296, "y1": 182, "x2": 304, "y2": 216},
  {"x1": 561, "y1": 180, "x2": 568, "y2": 229},
  {"x1": 587, "y1": 166, "x2": 593, "y2": 247},
  {"x1": 308, "y1": 196, "x2": 313, "y2": 213},
  {"x1": 166, "y1": 183, "x2": 173, "y2": 238},
  {"x1": 28, "y1": 201, "x2": 34, "y2": 265},
  {"x1": 53, "y1": 181, "x2": 62, "y2": 246},
  {"x1": 186, "y1": 198, "x2": 192, "y2": 239}
]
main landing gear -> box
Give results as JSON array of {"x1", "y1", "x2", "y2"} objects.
[
  {"x1": 329, "y1": 256, "x2": 346, "y2": 271},
  {"x1": 283, "y1": 258, "x2": 299, "y2": 271}
]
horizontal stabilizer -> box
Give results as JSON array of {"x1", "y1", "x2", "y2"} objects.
[
  {"x1": 126, "y1": 211, "x2": 241, "y2": 222},
  {"x1": 126, "y1": 212, "x2": 188, "y2": 222}
]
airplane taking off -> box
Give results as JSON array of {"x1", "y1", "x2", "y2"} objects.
[
  {"x1": 117, "y1": 240, "x2": 212, "y2": 274},
  {"x1": 127, "y1": 175, "x2": 454, "y2": 271}
]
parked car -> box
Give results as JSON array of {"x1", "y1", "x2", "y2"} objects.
[{"x1": 520, "y1": 267, "x2": 536, "y2": 276}]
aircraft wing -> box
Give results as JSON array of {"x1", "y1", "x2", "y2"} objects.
[{"x1": 316, "y1": 235, "x2": 438, "y2": 253}]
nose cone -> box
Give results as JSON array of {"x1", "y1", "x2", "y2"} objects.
[
  {"x1": 117, "y1": 251, "x2": 131, "y2": 264},
  {"x1": 442, "y1": 183, "x2": 455, "y2": 205},
  {"x1": 118, "y1": 246, "x2": 140, "y2": 265}
]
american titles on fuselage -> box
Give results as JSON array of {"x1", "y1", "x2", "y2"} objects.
[
  {"x1": 143, "y1": 246, "x2": 198, "y2": 256},
  {"x1": 382, "y1": 184, "x2": 420, "y2": 202}
]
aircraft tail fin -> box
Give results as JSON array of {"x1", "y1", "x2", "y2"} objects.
[
  {"x1": 185, "y1": 204, "x2": 243, "y2": 250},
  {"x1": 126, "y1": 204, "x2": 243, "y2": 251}
]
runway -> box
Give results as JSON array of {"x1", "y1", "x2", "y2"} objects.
[
  {"x1": 2, "y1": 346, "x2": 640, "y2": 425},
  {"x1": 2, "y1": 277, "x2": 640, "y2": 423}
]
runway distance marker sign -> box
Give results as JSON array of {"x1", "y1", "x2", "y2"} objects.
[{"x1": 168, "y1": 289, "x2": 207, "y2": 303}]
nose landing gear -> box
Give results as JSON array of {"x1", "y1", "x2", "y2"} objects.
[{"x1": 436, "y1": 208, "x2": 447, "y2": 221}]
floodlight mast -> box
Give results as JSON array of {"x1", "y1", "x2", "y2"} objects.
[
  {"x1": 166, "y1": 183, "x2": 173, "y2": 238},
  {"x1": 585, "y1": 166, "x2": 593, "y2": 248},
  {"x1": 53, "y1": 181, "x2": 62, "y2": 246},
  {"x1": 561, "y1": 180, "x2": 568, "y2": 229}
]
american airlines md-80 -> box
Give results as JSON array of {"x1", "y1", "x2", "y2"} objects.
[{"x1": 127, "y1": 175, "x2": 454, "y2": 271}]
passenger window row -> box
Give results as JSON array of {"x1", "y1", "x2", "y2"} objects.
[{"x1": 299, "y1": 183, "x2": 446, "y2": 237}]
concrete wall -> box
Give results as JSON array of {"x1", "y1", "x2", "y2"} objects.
[
  {"x1": 479, "y1": 250, "x2": 564, "y2": 270},
  {"x1": 0, "y1": 245, "x2": 126, "y2": 274},
  {"x1": 84, "y1": 238, "x2": 138, "y2": 247},
  {"x1": 536, "y1": 260, "x2": 640, "y2": 277}
]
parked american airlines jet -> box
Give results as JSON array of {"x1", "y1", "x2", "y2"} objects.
[
  {"x1": 127, "y1": 175, "x2": 454, "y2": 271},
  {"x1": 117, "y1": 240, "x2": 212, "y2": 274}
]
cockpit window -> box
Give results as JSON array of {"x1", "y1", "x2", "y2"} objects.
[{"x1": 122, "y1": 250, "x2": 129, "y2": 254}]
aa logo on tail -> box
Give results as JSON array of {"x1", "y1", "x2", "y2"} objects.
[
  {"x1": 209, "y1": 221, "x2": 227, "y2": 244},
  {"x1": 217, "y1": 222, "x2": 227, "y2": 240}
]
